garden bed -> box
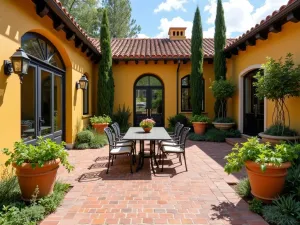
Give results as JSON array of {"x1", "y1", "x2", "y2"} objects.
[{"x1": 188, "y1": 127, "x2": 241, "y2": 142}]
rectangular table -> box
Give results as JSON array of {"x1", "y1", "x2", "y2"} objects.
[{"x1": 122, "y1": 127, "x2": 172, "y2": 173}]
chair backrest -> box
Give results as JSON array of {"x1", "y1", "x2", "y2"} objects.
[
  {"x1": 111, "y1": 123, "x2": 119, "y2": 138},
  {"x1": 113, "y1": 122, "x2": 122, "y2": 138},
  {"x1": 179, "y1": 127, "x2": 191, "y2": 150},
  {"x1": 174, "y1": 122, "x2": 180, "y2": 131},
  {"x1": 104, "y1": 127, "x2": 115, "y2": 150},
  {"x1": 175, "y1": 124, "x2": 184, "y2": 141}
]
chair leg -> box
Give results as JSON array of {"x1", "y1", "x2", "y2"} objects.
[
  {"x1": 111, "y1": 155, "x2": 114, "y2": 166},
  {"x1": 130, "y1": 153, "x2": 133, "y2": 174},
  {"x1": 161, "y1": 152, "x2": 165, "y2": 172},
  {"x1": 107, "y1": 155, "x2": 111, "y2": 174},
  {"x1": 179, "y1": 154, "x2": 182, "y2": 165},
  {"x1": 183, "y1": 153, "x2": 187, "y2": 171}
]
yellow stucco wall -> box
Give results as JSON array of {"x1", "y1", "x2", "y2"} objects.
[
  {"x1": 227, "y1": 21, "x2": 300, "y2": 133},
  {"x1": 112, "y1": 61, "x2": 215, "y2": 126},
  {"x1": 0, "y1": 0, "x2": 96, "y2": 165}
]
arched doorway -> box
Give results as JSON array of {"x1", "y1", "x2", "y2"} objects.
[
  {"x1": 134, "y1": 75, "x2": 164, "y2": 126},
  {"x1": 21, "y1": 32, "x2": 65, "y2": 144},
  {"x1": 243, "y1": 69, "x2": 264, "y2": 135}
]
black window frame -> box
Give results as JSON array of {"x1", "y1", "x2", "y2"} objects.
[{"x1": 181, "y1": 75, "x2": 205, "y2": 112}]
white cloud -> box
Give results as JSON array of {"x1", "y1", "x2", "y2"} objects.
[
  {"x1": 136, "y1": 34, "x2": 149, "y2": 38},
  {"x1": 154, "y1": 0, "x2": 188, "y2": 13},
  {"x1": 204, "y1": 0, "x2": 288, "y2": 37},
  {"x1": 155, "y1": 17, "x2": 193, "y2": 38}
]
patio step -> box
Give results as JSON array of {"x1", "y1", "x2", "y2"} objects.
[{"x1": 225, "y1": 137, "x2": 248, "y2": 146}]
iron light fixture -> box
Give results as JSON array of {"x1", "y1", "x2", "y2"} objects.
[
  {"x1": 4, "y1": 48, "x2": 30, "y2": 83},
  {"x1": 76, "y1": 75, "x2": 88, "y2": 90}
]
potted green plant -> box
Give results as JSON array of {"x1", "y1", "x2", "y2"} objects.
[
  {"x1": 254, "y1": 53, "x2": 300, "y2": 144},
  {"x1": 190, "y1": 115, "x2": 210, "y2": 135},
  {"x1": 210, "y1": 79, "x2": 236, "y2": 130},
  {"x1": 225, "y1": 137, "x2": 300, "y2": 202},
  {"x1": 140, "y1": 118, "x2": 156, "y2": 133},
  {"x1": 90, "y1": 114, "x2": 112, "y2": 134},
  {"x1": 2, "y1": 137, "x2": 74, "y2": 201}
]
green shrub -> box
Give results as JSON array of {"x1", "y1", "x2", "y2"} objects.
[
  {"x1": 188, "y1": 133, "x2": 206, "y2": 141},
  {"x1": 235, "y1": 177, "x2": 251, "y2": 198},
  {"x1": 214, "y1": 117, "x2": 234, "y2": 123},
  {"x1": 0, "y1": 169, "x2": 20, "y2": 206},
  {"x1": 284, "y1": 164, "x2": 300, "y2": 200},
  {"x1": 112, "y1": 104, "x2": 131, "y2": 133},
  {"x1": 188, "y1": 128, "x2": 241, "y2": 142},
  {"x1": 168, "y1": 114, "x2": 189, "y2": 128},
  {"x1": 75, "y1": 143, "x2": 90, "y2": 150},
  {"x1": 262, "y1": 195, "x2": 300, "y2": 225},
  {"x1": 89, "y1": 133, "x2": 107, "y2": 149},
  {"x1": 190, "y1": 115, "x2": 210, "y2": 123},
  {"x1": 76, "y1": 130, "x2": 94, "y2": 143},
  {"x1": 225, "y1": 129, "x2": 241, "y2": 138},
  {"x1": 90, "y1": 115, "x2": 112, "y2": 124},
  {"x1": 264, "y1": 124, "x2": 298, "y2": 137},
  {"x1": 2, "y1": 137, "x2": 74, "y2": 172},
  {"x1": 249, "y1": 198, "x2": 263, "y2": 214}
]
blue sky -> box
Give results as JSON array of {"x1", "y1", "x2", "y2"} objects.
[{"x1": 130, "y1": 0, "x2": 288, "y2": 38}]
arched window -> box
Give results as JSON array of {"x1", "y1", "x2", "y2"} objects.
[
  {"x1": 21, "y1": 32, "x2": 65, "y2": 70},
  {"x1": 83, "y1": 74, "x2": 89, "y2": 115},
  {"x1": 181, "y1": 75, "x2": 205, "y2": 112}
]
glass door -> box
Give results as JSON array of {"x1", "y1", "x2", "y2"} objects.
[
  {"x1": 135, "y1": 88, "x2": 148, "y2": 125},
  {"x1": 150, "y1": 89, "x2": 163, "y2": 126}
]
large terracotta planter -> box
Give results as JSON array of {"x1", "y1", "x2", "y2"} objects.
[
  {"x1": 192, "y1": 122, "x2": 207, "y2": 135},
  {"x1": 259, "y1": 132, "x2": 300, "y2": 145},
  {"x1": 212, "y1": 122, "x2": 235, "y2": 130},
  {"x1": 93, "y1": 123, "x2": 109, "y2": 134},
  {"x1": 245, "y1": 160, "x2": 291, "y2": 202},
  {"x1": 13, "y1": 159, "x2": 60, "y2": 201},
  {"x1": 142, "y1": 127, "x2": 152, "y2": 133}
]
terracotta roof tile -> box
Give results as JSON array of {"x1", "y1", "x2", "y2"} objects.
[
  {"x1": 90, "y1": 38, "x2": 235, "y2": 59},
  {"x1": 225, "y1": 0, "x2": 298, "y2": 50}
]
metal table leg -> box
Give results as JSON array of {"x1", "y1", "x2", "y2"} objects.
[{"x1": 136, "y1": 140, "x2": 144, "y2": 172}]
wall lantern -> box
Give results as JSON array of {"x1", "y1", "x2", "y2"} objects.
[
  {"x1": 4, "y1": 48, "x2": 30, "y2": 83},
  {"x1": 76, "y1": 75, "x2": 88, "y2": 90}
]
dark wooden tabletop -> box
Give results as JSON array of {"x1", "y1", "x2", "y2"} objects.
[{"x1": 122, "y1": 127, "x2": 171, "y2": 141}]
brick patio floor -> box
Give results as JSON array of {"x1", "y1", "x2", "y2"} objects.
[{"x1": 41, "y1": 141, "x2": 268, "y2": 225}]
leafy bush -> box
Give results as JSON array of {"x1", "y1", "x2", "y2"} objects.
[
  {"x1": 89, "y1": 133, "x2": 107, "y2": 149},
  {"x1": 214, "y1": 117, "x2": 234, "y2": 123},
  {"x1": 264, "y1": 124, "x2": 298, "y2": 137},
  {"x1": 112, "y1": 104, "x2": 131, "y2": 133},
  {"x1": 75, "y1": 143, "x2": 90, "y2": 150},
  {"x1": 76, "y1": 130, "x2": 94, "y2": 143},
  {"x1": 0, "y1": 181, "x2": 70, "y2": 225},
  {"x1": 2, "y1": 137, "x2": 74, "y2": 172},
  {"x1": 249, "y1": 198, "x2": 263, "y2": 214},
  {"x1": 236, "y1": 177, "x2": 251, "y2": 198},
  {"x1": 188, "y1": 128, "x2": 240, "y2": 142},
  {"x1": 190, "y1": 115, "x2": 210, "y2": 123},
  {"x1": 224, "y1": 137, "x2": 300, "y2": 174},
  {"x1": 90, "y1": 114, "x2": 112, "y2": 124},
  {"x1": 262, "y1": 195, "x2": 300, "y2": 225},
  {"x1": 168, "y1": 114, "x2": 189, "y2": 128},
  {"x1": 0, "y1": 169, "x2": 20, "y2": 206},
  {"x1": 284, "y1": 164, "x2": 300, "y2": 200}
]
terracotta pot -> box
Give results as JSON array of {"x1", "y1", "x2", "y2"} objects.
[
  {"x1": 212, "y1": 122, "x2": 235, "y2": 130},
  {"x1": 245, "y1": 160, "x2": 291, "y2": 202},
  {"x1": 92, "y1": 123, "x2": 109, "y2": 134},
  {"x1": 259, "y1": 132, "x2": 300, "y2": 145},
  {"x1": 13, "y1": 159, "x2": 60, "y2": 201},
  {"x1": 192, "y1": 122, "x2": 207, "y2": 135},
  {"x1": 142, "y1": 127, "x2": 152, "y2": 133}
]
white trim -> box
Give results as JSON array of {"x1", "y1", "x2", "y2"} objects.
[{"x1": 238, "y1": 64, "x2": 267, "y2": 133}]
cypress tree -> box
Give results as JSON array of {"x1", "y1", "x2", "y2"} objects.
[
  {"x1": 191, "y1": 7, "x2": 204, "y2": 115},
  {"x1": 214, "y1": 0, "x2": 227, "y2": 118},
  {"x1": 98, "y1": 9, "x2": 114, "y2": 116}
]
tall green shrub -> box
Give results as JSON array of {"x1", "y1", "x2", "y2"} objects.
[
  {"x1": 191, "y1": 7, "x2": 204, "y2": 115},
  {"x1": 214, "y1": 0, "x2": 227, "y2": 118},
  {"x1": 98, "y1": 9, "x2": 114, "y2": 116}
]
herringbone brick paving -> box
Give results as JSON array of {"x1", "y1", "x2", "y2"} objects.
[{"x1": 41, "y1": 141, "x2": 268, "y2": 225}]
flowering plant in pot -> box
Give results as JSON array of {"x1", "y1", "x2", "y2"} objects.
[
  {"x1": 254, "y1": 53, "x2": 300, "y2": 144},
  {"x1": 210, "y1": 79, "x2": 236, "y2": 130},
  {"x1": 190, "y1": 115, "x2": 210, "y2": 135},
  {"x1": 2, "y1": 137, "x2": 74, "y2": 201},
  {"x1": 90, "y1": 114, "x2": 112, "y2": 134},
  {"x1": 224, "y1": 137, "x2": 300, "y2": 202},
  {"x1": 140, "y1": 118, "x2": 156, "y2": 133}
]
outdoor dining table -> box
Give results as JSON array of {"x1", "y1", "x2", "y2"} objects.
[{"x1": 122, "y1": 127, "x2": 172, "y2": 173}]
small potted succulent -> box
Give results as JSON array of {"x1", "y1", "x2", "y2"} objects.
[
  {"x1": 210, "y1": 79, "x2": 236, "y2": 130},
  {"x1": 224, "y1": 137, "x2": 300, "y2": 202},
  {"x1": 140, "y1": 118, "x2": 156, "y2": 133},
  {"x1": 2, "y1": 137, "x2": 74, "y2": 201},
  {"x1": 190, "y1": 115, "x2": 210, "y2": 135},
  {"x1": 90, "y1": 114, "x2": 112, "y2": 134},
  {"x1": 254, "y1": 54, "x2": 300, "y2": 144}
]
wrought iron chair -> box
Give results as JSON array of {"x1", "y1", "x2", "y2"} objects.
[
  {"x1": 159, "y1": 127, "x2": 191, "y2": 172},
  {"x1": 168, "y1": 122, "x2": 180, "y2": 136},
  {"x1": 104, "y1": 127, "x2": 134, "y2": 174},
  {"x1": 158, "y1": 124, "x2": 184, "y2": 150}
]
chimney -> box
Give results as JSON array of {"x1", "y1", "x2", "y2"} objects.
[{"x1": 168, "y1": 27, "x2": 187, "y2": 40}]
